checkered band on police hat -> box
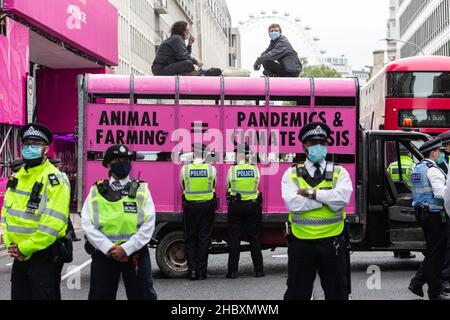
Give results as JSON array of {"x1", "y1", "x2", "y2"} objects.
[
  {"x1": 20, "y1": 123, "x2": 52, "y2": 144},
  {"x1": 299, "y1": 122, "x2": 331, "y2": 143}
]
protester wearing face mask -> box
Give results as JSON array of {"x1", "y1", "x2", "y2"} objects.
[
  {"x1": 1, "y1": 123, "x2": 71, "y2": 300},
  {"x1": 253, "y1": 23, "x2": 303, "y2": 77},
  {"x1": 81, "y1": 144, "x2": 157, "y2": 300},
  {"x1": 409, "y1": 138, "x2": 450, "y2": 300},
  {"x1": 152, "y1": 20, "x2": 203, "y2": 76},
  {"x1": 281, "y1": 122, "x2": 353, "y2": 300}
]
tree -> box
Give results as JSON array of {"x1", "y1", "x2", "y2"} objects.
[{"x1": 299, "y1": 57, "x2": 341, "y2": 78}]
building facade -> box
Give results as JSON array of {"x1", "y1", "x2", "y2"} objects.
[
  {"x1": 397, "y1": 0, "x2": 450, "y2": 58},
  {"x1": 322, "y1": 55, "x2": 353, "y2": 78},
  {"x1": 387, "y1": 0, "x2": 399, "y2": 61},
  {"x1": 108, "y1": 0, "x2": 239, "y2": 75}
]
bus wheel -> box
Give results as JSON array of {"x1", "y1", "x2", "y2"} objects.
[{"x1": 156, "y1": 231, "x2": 189, "y2": 278}]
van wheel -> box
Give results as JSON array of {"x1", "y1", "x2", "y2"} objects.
[{"x1": 156, "y1": 231, "x2": 189, "y2": 278}]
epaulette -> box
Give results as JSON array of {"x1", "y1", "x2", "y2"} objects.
[
  {"x1": 95, "y1": 180, "x2": 109, "y2": 196},
  {"x1": 7, "y1": 176, "x2": 18, "y2": 189},
  {"x1": 425, "y1": 162, "x2": 435, "y2": 168},
  {"x1": 294, "y1": 162, "x2": 307, "y2": 177},
  {"x1": 48, "y1": 174, "x2": 60, "y2": 187}
]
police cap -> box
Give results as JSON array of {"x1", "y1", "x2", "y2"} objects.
[
  {"x1": 419, "y1": 138, "x2": 444, "y2": 155},
  {"x1": 102, "y1": 145, "x2": 134, "y2": 167},
  {"x1": 299, "y1": 122, "x2": 331, "y2": 143},
  {"x1": 19, "y1": 123, "x2": 53, "y2": 145},
  {"x1": 439, "y1": 130, "x2": 450, "y2": 145}
]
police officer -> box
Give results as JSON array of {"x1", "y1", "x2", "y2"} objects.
[
  {"x1": 282, "y1": 122, "x2": 353, "y2": 300},
  {"x1": 1, "y1": 123, "x2": 71, "y2": 300},
  {"x1": 181, "y1": 144, "x2": 217, "y2": 280},
  {"x1": 81, "y1": 145, "x2": 157, "y2": 300},
  {"x1": 438, "y1": 131, "x2": 450, "y2": 174},
  {"x1": 408, "y1": 138, "x2": 449, "y2": 300},
  {"x1": 226, "y1": 144, "x2": 264, "y2": 279},
  {"x1": 387, "y1": 146, "x2": 416, "y2": 188}
]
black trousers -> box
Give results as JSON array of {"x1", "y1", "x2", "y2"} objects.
[
  {"x1": 183, "y1": 200, "x2": 215, "y2": 275},
  {"x1": 410, "y1": 213, "x2": 447, "y2": 295},
  {"x1": 227, "y1": 201, "x2": 264, "y2": 274},
  {"x1": 88, "y1": 247, "x2": 157, "y2": 300},
  {"x1": 284, "y1": 234, "x2": 348, "y2": 300},
  {"x1": 11, "y1": 250, "x2": 64, "y2": 300},
  {"x1": 152, "y1": 60, "x2": 195, "y2": 76},
  {"x1": 442, "y1": 220, "x2": 450, "y2": 280},
  {"x1": 262, "y1": 61, "x2": 300, "y2": 77}
]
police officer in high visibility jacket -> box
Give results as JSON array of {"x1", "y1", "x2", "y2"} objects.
[
  {"x1": 226, "y1": 144, "x2": 264, "y2": 279},
  {"x1": 282, "y1": 122, "x2": 353, "y2": 300},
  {"x1": 181, "y1": 144, "x2": 217, "y2": 280},
  {"x1": 409, "y1": 138, "x2": 450, "y2": 300},
  {"x1": 387, "y1": 147, "x2": 416, "y2": 188},
  {"x1": 81, "y1": 145, "x2": 157, "y2": 300},
  {"x1": 1, "y1": 123, "x2": 71, "y2": 300}
]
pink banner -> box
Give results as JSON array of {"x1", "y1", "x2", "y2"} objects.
[
  {"x1": 4, "y1": 0, "x2": 118, "y2": 66},
  {"x1": 86, "y1": 104, "x2": 357, "y2": 154},
  {"x1": 84, "y1": 103, "x2": 357, "y2": 214},
  {"x1": 0, "y1": 18, "x2": 28, "y2": 125}
]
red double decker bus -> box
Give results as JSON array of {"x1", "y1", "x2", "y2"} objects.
[{"x1": 361, "y1": 56, "x2": 450, "y2": 135}]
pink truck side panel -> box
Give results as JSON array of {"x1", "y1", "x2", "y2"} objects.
[
  {"x1": 0, "y1": 18, "x2": 28, "y2": 125},
  {"x1": 4, "y1": 0, "x2": 118, "y2": 66},
  {"x1": 314, "y1": 78, "x2": 357, "y2": 97},
  {"x1": 83, "y1": 76, "x2": 358, "y2": 215}
]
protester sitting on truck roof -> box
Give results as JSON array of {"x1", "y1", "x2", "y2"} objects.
[
  {"x1": 253, "y1": 23, "x2": 303, "y2": 78},
  {"x1": 152, "y1": 21, "x2": 204, "y2": 76}
]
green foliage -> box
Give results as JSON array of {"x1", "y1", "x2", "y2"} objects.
[{"x1": 299, "y1": 57, "x2": 342, "y2": 78}]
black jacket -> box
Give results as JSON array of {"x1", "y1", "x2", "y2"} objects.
[
  {"x1": 256, "y1": 36, "x2": 302, "y2": 75},
  {"x1": 153, "y1": 34, "x2": 197, "y2": 66}
]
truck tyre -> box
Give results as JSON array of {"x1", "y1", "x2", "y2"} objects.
[{"x1": 156, "y1": 231, "x2": 189, "y2": 278}]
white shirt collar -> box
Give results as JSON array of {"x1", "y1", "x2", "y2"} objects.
[
  {"x1": 109, "y1": 176, "x2": 130, "y2": 186},
  {"x1": 425, "y1": 158, "x2": 436, "y2": 165},
  {"x1": 304, "y1": 158, "x2": 326, "y2": 170}
]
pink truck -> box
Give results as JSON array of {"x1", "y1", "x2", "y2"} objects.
[
  {"x1": 79, "y1": 75, "x2": 430, "y2": 278},
  {"x1": 0, "y1": 0, "x2": 118, "y2": 212}
]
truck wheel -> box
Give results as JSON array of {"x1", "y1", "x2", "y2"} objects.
[{"x1": 156, "y1": 231, "x2": 189, "y2": 278}]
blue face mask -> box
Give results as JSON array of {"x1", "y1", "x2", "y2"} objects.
[
  {"x1": 437, "y1": 152, "x2": 446, "y2": 165},
  {"x1": 21, "y1": 145, "x2": 43, "y2": 160},
  {"x1": 110, "y1": 161, "x2": 132, "y2": 179},
  {"x1": 307, "y1": 145, "x2": 327, "y2": 164},
  {"x1": 269, "y1": 32, "x2": 281, "y2": 41}
]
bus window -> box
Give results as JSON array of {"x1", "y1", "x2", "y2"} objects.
[{"x1": 387, "y1": 72, "x2": 450, "y2": 98}]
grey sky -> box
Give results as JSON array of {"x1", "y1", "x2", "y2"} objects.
[{"x1": 226, "y1": 0, "x2": 389, "y2": 71}]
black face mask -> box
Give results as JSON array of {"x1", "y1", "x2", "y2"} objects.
[{"x1": 110, "y1": 162, "x2": 132, "y2": 179}]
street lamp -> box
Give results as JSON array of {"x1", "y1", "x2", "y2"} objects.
[{"x1": 381, "y1": 38, "x2": 426, "y2": 56}]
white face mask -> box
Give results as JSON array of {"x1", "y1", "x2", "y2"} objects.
[{"x1": 185, "y1": 32, "x2": 191, "y2": 40}]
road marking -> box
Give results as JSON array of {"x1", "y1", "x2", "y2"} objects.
[
  {"x1": 272, "y1": 254, "x2": 288, "y2": 258},
  {"x1": 6, "y1": 262, "x2": 12, "y2": 266},
  {"x1": 61, "y1": 259, "x2": 92, "y2": 281}
]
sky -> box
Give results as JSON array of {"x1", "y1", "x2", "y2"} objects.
[{"x1": 226, "y1": 0, "x2": 390, "y2": 71}]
